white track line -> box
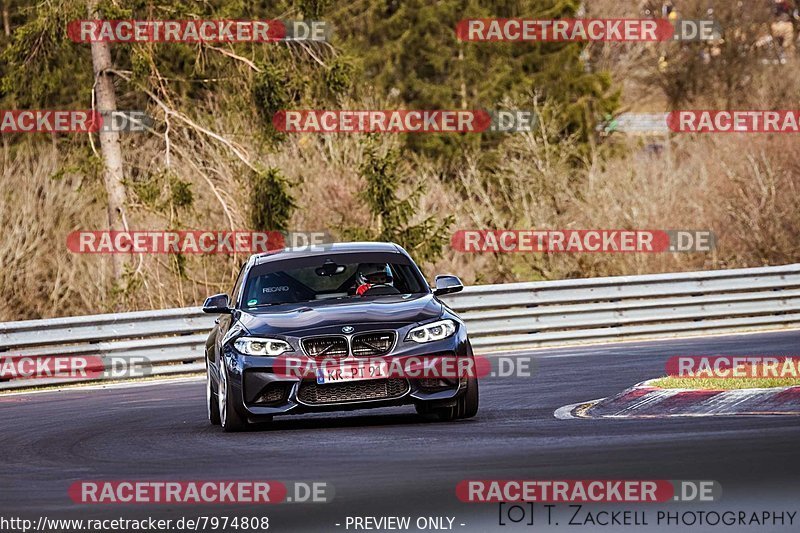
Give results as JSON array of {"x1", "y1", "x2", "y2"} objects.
[{"x1": 0, "y1": 375, "x2": 203, "y2": 397}]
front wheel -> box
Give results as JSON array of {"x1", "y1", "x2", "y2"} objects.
[
  {"x1": 206, "y1": 363, "x2": 220, "y2": 425},
  {"x1": 456, "y1": 376, "x2": 479, "y2": 419},
  {"x1": 440, "y1": 376, "x2": 479, "y2": 421},
  {"x1": 218, "y1": 358, "x2": 248, "y2": 432},
  {"x1": 415, "y1": 377, "x2": 479, "y2": 421}
]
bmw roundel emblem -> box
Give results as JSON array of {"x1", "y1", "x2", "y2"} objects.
[{"x1": 342, "y1": 326, "x2": 354, "y2": 333}]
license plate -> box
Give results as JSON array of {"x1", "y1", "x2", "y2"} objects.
[{"x1": 316, "y1": 361, "x2": 388, "y2": 384}]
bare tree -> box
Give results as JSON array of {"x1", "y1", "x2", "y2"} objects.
[{"x1": 87, "y1": 0, "x2": 127, "y2": 283}]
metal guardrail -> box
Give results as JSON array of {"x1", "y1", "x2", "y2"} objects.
[{"x1": 1, "y1": 264, "x2": 799, "y2": 390}]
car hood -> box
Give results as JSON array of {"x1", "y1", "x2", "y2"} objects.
[{"x1": 238, "y1": 293, "x2": 443, "y2": 336}]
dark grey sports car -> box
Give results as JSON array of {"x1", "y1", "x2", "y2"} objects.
[{"x1": 203, "y1": 242, "x2": 478, "y2": 431}]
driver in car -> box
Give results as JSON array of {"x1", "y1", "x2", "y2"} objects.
[{"x1": 355, "y1": 264, "x2": 401, "y2": 296}]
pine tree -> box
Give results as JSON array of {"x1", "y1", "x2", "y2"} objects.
[
  {"x1": 345, "y1": 136, "x2": 452, "y2": 263},
  {"x1": 331, "y1": 0, "x2": 618, "y2": 155},
  {"x1": 249, "y1": 167, "x2": 296, "y2": 232}
]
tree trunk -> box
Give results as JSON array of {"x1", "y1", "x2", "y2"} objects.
[
  {"x1": 458, "y1": 42, "x2": 467, "y2": 110},
  {"x1": 2, "y1": 1, "x2": 10, "y2": 169},
  {"x1": 87, "y1": 0, "x2": 127, "y2": 283},
  {"x1": 2, "y1": 0, "x2": 10, "y2": 37}
]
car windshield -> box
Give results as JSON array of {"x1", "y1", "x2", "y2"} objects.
[{"x1": 241, "y1": 252, "x2": 429, "y2": 308}]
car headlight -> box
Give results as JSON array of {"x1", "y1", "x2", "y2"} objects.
[
  {"x1": 406, "y1": 319, "x2": 457, "y2": 343},
  {"x1": 233, "y1": 337, "x2": 292, "y2": 356}
]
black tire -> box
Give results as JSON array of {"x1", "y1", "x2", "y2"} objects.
[
  {"x1": 455, "y1": 343, "x2": 480, "y2": 419},
  {"x1": 206, "y1": 362, "x2": 221, "y2": 426},
  {"x1": 414, "y1": 401, "x2": 438, "y2": 419},
  {"x1": 456, "y1": 376, "x2": 479, "y2": 419},
  {"x1": 415, "y1": 376, "x2": 479, "y2": 421},
  {"x1": 218, "y1": 359, "x2": 248, "y2": 432}
]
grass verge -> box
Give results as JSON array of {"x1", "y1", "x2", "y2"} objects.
[{"x1": 650, "y1": 376, "x2": 800, "y2": 390}]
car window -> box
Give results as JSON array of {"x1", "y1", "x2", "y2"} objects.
[
  {"x1": 289, "y1": 264, "x2": 359, "y2": 291},
  {"x1": 230, "y1": 264, "x2": 246, "y2": 306},
  {"x1": 242, "y1": 252, "x2": 428, "y2": 307}
]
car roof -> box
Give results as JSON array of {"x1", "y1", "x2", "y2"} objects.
[{"x1": 251, "y1": 241, "x2": 405, "y2": 265}]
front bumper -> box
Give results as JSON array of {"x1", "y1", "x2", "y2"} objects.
[{"x1": 221, "y1": 326, "x2": 472, "y2": 419}]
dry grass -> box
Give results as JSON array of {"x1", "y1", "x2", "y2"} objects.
[
  {"x1": 652, "y1": 376, "x2": 800, "y2": 390},
  {"x1": 3, "y1": 107, "x2": 799, "y2": 320},
  {"x1": 2, "y1": 15, "x2": 800, "y2": 320},
  {"x1": 0, "y1": 146, "x2": 108, "y2": 318}
]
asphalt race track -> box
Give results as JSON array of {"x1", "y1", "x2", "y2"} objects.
[{"x1": 1, "y1": 330, "x2": 799, "y2": 532}]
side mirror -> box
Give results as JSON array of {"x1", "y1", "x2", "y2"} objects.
[
  {"x1": 433, "y1": 275, "x2": 464, "y2": 296},
  {"x1": 202, "y1": 293, "x2": 232, "y2": 314}
]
